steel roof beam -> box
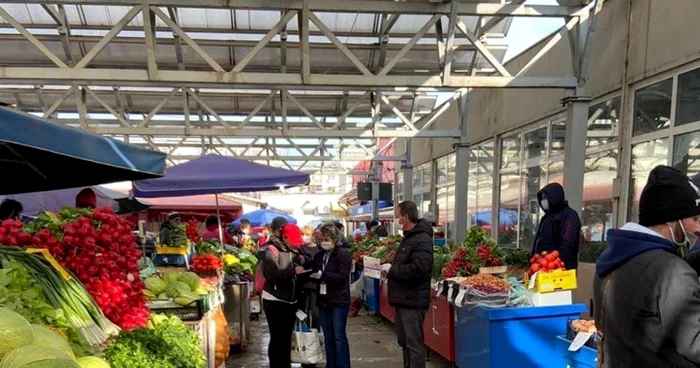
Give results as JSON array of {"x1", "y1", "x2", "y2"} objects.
[
  {"x1": 167, "y1": 154, "x2": 403, "y2": 162},
  {"x1": 0, "y1": 67, "x2": 577, "y2": 89},
  {"x1": 15, "y1": 1, "x2": 584, "y2": 17},
  {"x1": 81, "y1": 126, "x2": 461, "y2": 138}
]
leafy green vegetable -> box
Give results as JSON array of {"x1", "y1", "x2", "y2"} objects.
[
  {"x1": 144, "y1": 276, "x2": 167, "y2": 295},
  {"x1": 0, "y1": 307, "x2": 34, "y2": 360},
  {"x1": 76, "y1": 356, "x2": 110, "y2": 368},
  {"x1": 104, "y1": 314, "x2": 205, "y2": 368},
  {"x1": 0, "y1": 345, "x2": 79, "y2": 368},
  {"x1": 177, "y1": 272, "x2": 200, "y2": 291},
  {"x1": 504, "y1": 248, "x2": 531, "y2": 267},
  {"x1": 31, "y1": 325, "x2": 74, "y2": 359}
]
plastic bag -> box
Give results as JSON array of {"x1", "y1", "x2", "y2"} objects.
[
  {"x1": 350, "y1": 273, "x2": 364, "y2": 299},
  {"x1": 291, "y1": 321, "x2": 324, "y2": 364},
  {"x1": 507, "y1": 276, "x2": 532, "y2": 307},
  {"x1": 457, "y1": 285, "x2": 509, "y2": 308}
]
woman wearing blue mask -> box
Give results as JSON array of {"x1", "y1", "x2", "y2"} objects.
[{"x1": 310, "y1": 222, "x2": 352, "y2": 368}]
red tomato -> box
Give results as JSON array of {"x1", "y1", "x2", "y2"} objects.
[
  {"x1": 541, "y1": 251, "x2": 548, "y2": 257},
  {"x1": 545, "y1": 254, "x2": 556, "y2": 262},
  {"x1": 551, "y1": 250, "x2": 560, "y2": 258},
  {"x1": 530, "y1": 264, "x2": 541, "y2": 273},
  {"x1": 546, "y1": 262, "x2": 556, "y2": 270},
  {"x1": 539, "y1": 259, "x2": 548, "y2": 268},
  {"x1": 560, "y1": 261, "x2": 566, "y2": 270}
]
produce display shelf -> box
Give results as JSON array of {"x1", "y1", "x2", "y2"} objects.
[
  {"x1": 362, "y1": 276, "x2": 380, "y2": 313},
  {"x1": 554, "y1": 336, "x2": 597, "y2": 368},
  {"x1": 149, "y1": 299, "x2": 204, "y2": 321},
  {"x1": 379, "y1": 279, "x2": 395, "y2": 323},
  {"x1": 423, "y1": 290, "x2": 455, "y2": 363},
  {"x1": 454, "y1": 303, "x2": 587, "y2": 368}
]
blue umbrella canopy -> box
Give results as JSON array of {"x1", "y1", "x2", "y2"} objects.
[
  {"x1": 132, "y1": 155, "x2": 310, "y2": 197},
  {"x1": 231, "y1": 209, "x2": 297, "y2": 228},
  {"x1": 0, "y1": 107, "x2": 166, "y2": 194}
]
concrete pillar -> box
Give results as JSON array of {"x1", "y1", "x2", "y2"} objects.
[{"x1": 562, "y1": 94, "x2": 591, "y2": 216}]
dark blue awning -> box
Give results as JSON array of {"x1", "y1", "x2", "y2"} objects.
[{"x1": 0, "y1": 107, "x2": 166, "y2": 194}]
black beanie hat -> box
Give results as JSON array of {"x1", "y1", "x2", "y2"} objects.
[{"x1": 639, "y1": 165, "x2": 700, "y2": 227}]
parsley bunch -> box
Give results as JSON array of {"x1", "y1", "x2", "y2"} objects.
[{"x1": 105, "y1": 314, "x2": 205, "y2": 368}]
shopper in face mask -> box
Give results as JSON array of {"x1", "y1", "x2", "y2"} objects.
[
  {"x1": 310, "y1": 222, "x2": 352, "y2": 368},
  {"x1": 531, "y1": 182, "x2": 582, "y2": 270},
  {"x1": 594, "y1": 165, "x2": 700, "y2": 367}
]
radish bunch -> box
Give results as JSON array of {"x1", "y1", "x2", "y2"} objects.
[{"x1": 46, "y1": 207, "x2": 148, "y2": 330}]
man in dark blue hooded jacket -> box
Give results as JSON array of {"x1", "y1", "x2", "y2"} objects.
[
  {"x1": 594, "y1": 165, "x2": 700, "y2": 367},
  {"x1": 531, "y1": 182, "x2": 582, "y2": 270}
]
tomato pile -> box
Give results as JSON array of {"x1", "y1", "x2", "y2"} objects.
[
  {"x1": 191, "y1": 254, "x2": 223, "y2": 273},
  {"x1": 185, "y1": 219, "x2": 201, "y2": 242},
  {"x1": 18, "y1": 207, "x2": 149, "y2": 330},
  {"x1": 528, "y1": 250, "x2": 566, "y2": 276}
]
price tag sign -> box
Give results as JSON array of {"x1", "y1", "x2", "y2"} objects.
[
  {"x1": 447, "y1": 284, "x2": 455, "y2": 303},
  {"x1": 528, "y1": 272, "x2": 537, "y2": 290},
  {"x1": 295, "y1": 309, "x2": 308, "y2": 321},
  {"x1": 435, "y1": 280, "x2": 442, "y2": 292},
  {"x1": 568, "y1": 332, "x2": 593, "y2": 352},
  {"x1": 454, "y1": 286, "x2": 467, "y2": 306}
]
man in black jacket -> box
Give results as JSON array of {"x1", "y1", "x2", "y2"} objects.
[{"x1": 384, "y1": 201, "x2": 433, "y2": 368}]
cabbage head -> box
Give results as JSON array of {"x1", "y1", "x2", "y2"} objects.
[
  {"x1": 165, "y1": 281, "x2": 191, "y2": 298},
  {"x1": 162, "y1": 273, "x2": 180, "y2": 285},
  {"x1": 144, "y1": 276, "x2": 167, "y2": 295},
  {"x1": 177, "y1": 272, "x2": 200, "y2": 291},
  {"x1": 76, "y1": 356, "x2": 110, "y2": 368},
  {"x1": 0, "y1": 308, "x2": 34, "y2": 360},
  {"x1": 0, "y1": 345, "x2": 79, "y2": 368},
  {"x1": 30, "y1": 325, "x2": 73, "y2": 358}
]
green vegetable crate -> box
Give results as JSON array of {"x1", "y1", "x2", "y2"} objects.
[{"x1": 148, "y1": 298, "x2": 204, "y2": 321}]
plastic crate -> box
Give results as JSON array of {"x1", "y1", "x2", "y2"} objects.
[
  {"x1": 149, "y1": 299, "x2": 204, "y2": 321},
  {"x1": 566, "y1": 319, "x2": 599, "y2": 349},
  {"x1": 555, "y1": 336, "x2": 598, "y2": 368}
]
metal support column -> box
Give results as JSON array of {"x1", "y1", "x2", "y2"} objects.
[
  {"x1": 371, "y1": 160, "x2": 383, "y2": 221},
  {"x1": 403, "y1": 138, "x2": 414, "y2": 204},
  {"x1": 454, "y1": 92, "x2": 470, "y2": 243},
  {"x1": 562, "y1": 94, "x2": 591, "y2": 216}
]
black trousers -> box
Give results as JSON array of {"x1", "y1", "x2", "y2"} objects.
[
  {"x1": 395, "y1": 307, "x2": 427, "y2": 368},
  {"x1": 263, "y1": 299, "x2": 297, "y2": 368}
]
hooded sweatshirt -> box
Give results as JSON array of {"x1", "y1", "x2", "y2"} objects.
[
  {"x1": 593, "y1": 223, "x2": 700, "y2": 367},
  {"x1": 532, "y1": 183, "x2": 582, "y2": 269},
  {"x1": 387, "y1": 219, "x2": 434, "y2": 309}
]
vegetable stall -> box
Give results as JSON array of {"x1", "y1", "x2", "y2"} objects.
[
  {"x1": 359, "y1": 225, "x2": 591, "y2": 367},
  {"x1": 133, "y1": 155, "x2": 310, "y2": 350}
]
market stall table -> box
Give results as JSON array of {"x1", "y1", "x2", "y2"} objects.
[
  {"x1": 453, "y1": 304, "x2": 587, "y2": 368},
  {"x1": 379, "y1": 279, "x2": 395, "y2": 323},
  {"x1": 363, "y1": 276, "x2": 380, "y2": 313},
  {"x1": 423, "y1": 289, "x2": 455, "y2": 363}
]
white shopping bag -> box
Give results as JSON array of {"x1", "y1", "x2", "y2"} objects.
[{"x1": 291, "y1": 320, "x2": 324, "y2": 364}]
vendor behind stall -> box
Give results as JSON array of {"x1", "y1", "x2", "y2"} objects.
[
  {"x1": 369, "y1": 218, "x2": 389, "y2": 238},
  {"x1": 75, "y1": 188, "x2": 97, "y2": 209},
  {"x1": 159, "y1": 211, "x2": 181, "y2": 246},
  {"x1": 202, "y1": 215, "x2": 235, "y2": 245},
  {"x1": 0, "y1": 199, "x2": 23, "y2": 220},
  {"x1": 531, "y1": 182, "x2": 582, "y2": 270}
]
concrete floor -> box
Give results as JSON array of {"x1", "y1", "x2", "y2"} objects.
[{"x1": 226, "y1": 311, "x2": 453, "y2": 368}]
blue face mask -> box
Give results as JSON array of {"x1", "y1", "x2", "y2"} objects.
[{"x1": 540, "y1": 198, "x2": 549, "y2": 211}]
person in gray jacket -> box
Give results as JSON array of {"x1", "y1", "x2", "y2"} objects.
[{"x1": 594, "y1": 165, "x2": 700, "y2": 368}]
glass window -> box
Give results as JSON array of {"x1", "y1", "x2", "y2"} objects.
[
  {"x1": 587, "y1": 97, "x2": 620, "y2": 147},
  {"x1": 548, "y1": 161, "x2": 564, "y2": 185},
  {"x1": 500, "y1": 133, "x2": 522, "y2": 172},
  {"x1": 413, "y1": 193, "x2": 422, "y2": 208},
  {"x1": 677, "y1": 68, "x2": 700, "y2": 126},
  {"x1": 413, "y1": 169, "x2": 422, "y2": 188},
  {"x1": 446, "y1": 185, "x2": 455, "y2": 240},
  {"x1": 396, "y1": 173, "x2": 404, "y2": 203},
  {"x1": 673, "y1": 131, "x2": 700, "y2": 177},
  {"x1": 437, "y1": 186, "x2": 447, "y2": 228},
  {"x1": 520, "y1": 165, "x2": 547, "y2": 251},
  {"x1": 422, "y1": 164, "x2": 432, "y2": 189},
  {"x1": 633, "y1": 79, "x2": 673, "y2": 136},
  {"x1": 524, "y1": 127, "x2": 548, "y2": 162},
  {"x1": 437, "y1": 157, "x2": 448, "y2": 185},
  {"x1": 580, "y1": 150, "x2": 618, "y2": 263},
  {"x1": 498, "y1": 172, "x2": 520, "y2": 247},
  {"x1": 550, "y1": 120, "x2": 566, "y2": 157},
  {"x1": 447, "y1": 154, "x2": 456, "y2": 184},
  {"x1": 422, "y1": 192, "x2": 432, "y2": 214},
  {"x1": 629, "y1": 139, "x2": 669, "y2": 222}
]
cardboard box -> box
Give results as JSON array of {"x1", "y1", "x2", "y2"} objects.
[{"x1": 527, "y1": 290, "x2": 572, "y2": 307}]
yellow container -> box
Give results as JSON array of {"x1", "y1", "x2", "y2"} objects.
[
  {"x1": 528, "y1": 269, "x2": 577, "y2": 293},
  {"x1": 155, "y1": 245, "x2": 191, "y2": 255}
]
